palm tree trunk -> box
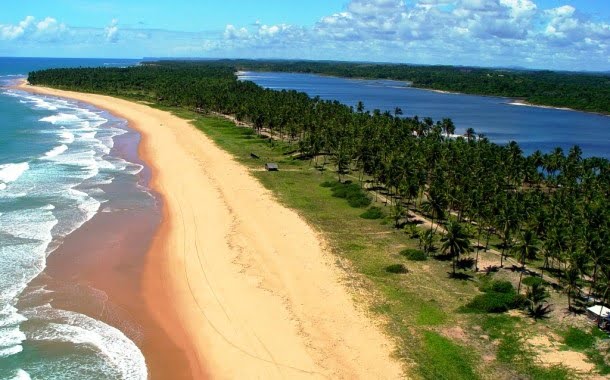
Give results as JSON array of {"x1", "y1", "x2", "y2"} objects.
[
  {"x1": 452, "y1": 255, "x2": 456, "y2": 276},
  {"x1": 518, "y1": 252, "x2": 526, "y2": 294},
  {"x1": 588, "y1": 264, "x2": 599, "y2": 298}
]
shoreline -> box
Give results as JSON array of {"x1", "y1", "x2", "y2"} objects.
[
  {"x1": 19, "y1": 81, "x2": 403, "y2": 378},
  {"x1": 10, "y1": 83, "x2": 198, "y2": 380}
]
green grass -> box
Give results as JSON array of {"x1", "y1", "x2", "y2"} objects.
[
  {"x1": 417, "y1": 331, "x2": 478, "y2": 380},
  {"x1": 562, "y1": 327, "x2": 597, "y2": 351}
]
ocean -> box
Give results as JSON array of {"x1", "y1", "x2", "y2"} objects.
[
  {"x1": 239, "y1": 71, "x2": 610, "y2": 158},
  {"x1": 0, "y1": 58, "x2": 152, "y2": 379}
]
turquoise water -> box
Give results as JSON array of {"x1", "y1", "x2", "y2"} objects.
[
  {"x1": 0, "y1": 58, "x2": 149, "y2": 379},
  {"x1": 239, "y1": 71, "x2": 610, "y2": 158}
]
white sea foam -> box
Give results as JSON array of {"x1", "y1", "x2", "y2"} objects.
[
  {"x1": 0, "y1": 206, "x2": 57, "y2": 359},
  {"x1": 24, "y1": 304, "x2": 148, "y2": 380},
  {"x1": 0, "y1": 162, "x2": 29, "y2": 184},
  {"x1": 70, "y1": 188, "x2": 101, "y2": 222},
  {"x1": 10, "y1": 369, "x2": 32, "y2": 380},
  {"x1": 43, "y1": 145, "x2": 68, "y2": 158},
  {"x1": 59, "y1": 130, "x2": 75, "y2": 144},
  {"x1": 40, "y1": 113, "x2": 81, "y2": 125},
  {"x1": 8, "y1": 93, "x2": 63, "y2": 111}
]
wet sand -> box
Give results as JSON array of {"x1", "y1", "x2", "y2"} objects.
[{"x1": 20, "y1": 81, "x2": 404, "y2": 379}]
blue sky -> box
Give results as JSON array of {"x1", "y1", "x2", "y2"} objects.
[{"x1": 1, "y1": 0, "x2": 609, "y2": 71}]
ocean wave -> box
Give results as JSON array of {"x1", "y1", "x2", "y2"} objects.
[
  {"x1": 70, "y1": 188, "x2": 102, "y2": 222},
  {"x1": 40, "y1": 113, "x2": 82, "y2": 125},
  {"x1": 6, "y1": 92, "x2": 61, "y2": 111},
  {"x1": 0, "y1": 325, "x2": 26, "y2": 357},
  {"x1": 0, "y1": 162, "x2": 29, "y2": 185},
  {"x1": 10, "y1": 369, "x2": 31, "y2": 380},
  {"x1": 59, "y1": 130, "x2": 75, "y2": 144},
  {"x1": 24, "y1": 304, "x2": 147, "y2": 380},
  {"x1": 43, "y1": 145, "x2": 68, "y2": 159},
  {"x1": 9, "y1": 369, "x2": 31, "y2": 380},
  {"x1": 0, "y1": 206, "x2": 57, "y2": 360}
]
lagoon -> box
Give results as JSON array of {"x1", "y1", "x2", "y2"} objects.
[{"x1": 238, "y1": 71, "x2": 610, "y2": 159}]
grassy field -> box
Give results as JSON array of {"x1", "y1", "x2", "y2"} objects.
[{"x1": 158, "y1": 108, "x2": 603, "y2": 379}]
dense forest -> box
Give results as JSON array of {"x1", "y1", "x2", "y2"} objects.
[
  {"x1": 29, "y1": 61, "x2": 610, "y2": 314},
  {"x1": 222, "y1": 59, "x2": 610, "y2": 114}
]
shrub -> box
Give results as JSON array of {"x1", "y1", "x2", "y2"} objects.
[
  {"x1": 463, "y1": 280, "x2": 524, "y2": 313},
  {"x1": 522, "y1": 276, "x2": 546, "y2": 287},
  {"x1": 347, "y1": 193, "x2": 372, "y2": 208},
  {"x1": 327, "y1": 181, "x2": 372, "y2": 208},
  {"x1": 401, "y1": 248, "x2": 427, "y2": 261},
  {"x1": 386, "y1": 264, "x2": 409, "y2": 274},
  {"x1": 360, "y1": 206, "x2": 384, "y2": 219},
  {"x1": 465, "y1": 293, "x2": 519, "y2": 313},
  {"x1": 483, "y1": 280, "x2": 515, "y2": 294}
]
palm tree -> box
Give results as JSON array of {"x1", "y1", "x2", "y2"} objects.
[
  {"x1": 390, "y1": 202, "x2": 406, "y2": 229},
  {"x1": 420, "y1": 229, "x2": 436, "y2": 256},
  {"x1": 356, "y1": 100, "x2": 365, "y2": 113},
  {"x1": 441, "y1": 118, "x2": 455, "y2": 138},
  {"x1": 465, "y1": 127, "x2": 476, "y2": 142},
  {"x1": 514, "y1": 228, "x2": 539, "y2": 293},
  {"x1": 441, "y1": 221, "x2": 472, "y2": 276},
  {"x1": 526, "y1": 283, "x2": 552, "y2": 320}
]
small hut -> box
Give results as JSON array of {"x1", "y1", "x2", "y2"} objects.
[
  {"x1": 265, "y1": 163, "x2": 279, "y2": 171},
  {"x1": 587, "y1": 305, "x2": 610, "y2": 325}
]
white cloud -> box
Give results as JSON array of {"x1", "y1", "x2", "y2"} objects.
[
  {"x1": 211, "y1": 0, "x2": 610, "y2": 70},
  {"x1": 1, "y1": 16, "x2": 35, "y2": 40},
  {"x1": 105, "y1": 19, "x2": 119, "y2": 43},
  {"x1": 0, "y1": 16, "x2": 66, "y2": 42},
  {"x1": 224, "y1": 24, "x2": 249, "y2": 39}
]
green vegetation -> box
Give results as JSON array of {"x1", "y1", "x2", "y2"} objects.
[
  {"x1": 522, "y1": 276, "x2": 547, "y2": 287},
  {"x1": 525, "y1": 283, "x2": 552, "y2": 320},
  {"x1": 325, "y1": 180, "x2": 371, "y2": 208},
  {"x1": 360, "y1": 206, "x2": 384, "y2": 220},
  {"x1": 563, "y1": 327, "x2": 598, "y2": 351},
  {"x1": 400, "y1": 248, "x2": 427, "y2": 261},
  {"x1": 464, "y1": 280, "x2": 523, "y2": 313},
  {"x1": 418, "y1": 331, "x2": 478, "y2": 380},
  {"x1": 27, "y1": 61, "x2": 610, "y2": 379},
  {"x1": 386, "y1": 264, "x2": 409, "y2": 274}
]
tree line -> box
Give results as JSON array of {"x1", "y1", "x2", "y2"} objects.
[{"x1": 28, "y1": 61, "x2": 610, "y2": 313}]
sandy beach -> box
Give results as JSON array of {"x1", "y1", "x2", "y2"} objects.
[{"x1": 19, "y1": 82, "x2": 403, "y2": 379}]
